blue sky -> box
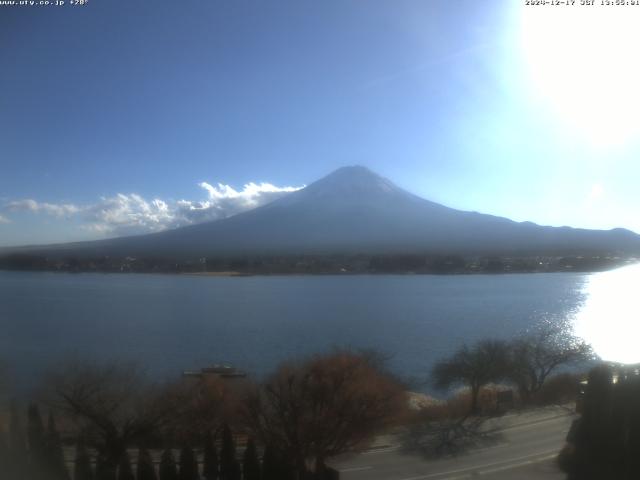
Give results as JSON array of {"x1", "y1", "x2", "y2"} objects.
[{"x1": 2, "y1": 0, "x2": 640, "y2": 246}]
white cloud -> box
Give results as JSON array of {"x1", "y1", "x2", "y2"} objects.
[
  {"x1": 6, "y1": 199, "x2": 81, "y2": 217},
  {"x1": 199, "y1": 181, "x2": 301, "y2": 201},
  {"x1": 83, "y1": 194, "x2": 179, "y2": 235},
  {"x1": 0, "y1": 214, "x2": 9, "y2": 224},
  {"x1": 1, "y1": 180, "x2": 304, "y2": 237}
]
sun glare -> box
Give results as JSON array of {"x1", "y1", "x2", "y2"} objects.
[
  {"x1": 574, "y1": 263, "x2": 640, "y2": 364},
  {"x1": 521, "y1": 6, "x2": 640, "y2": 146}
]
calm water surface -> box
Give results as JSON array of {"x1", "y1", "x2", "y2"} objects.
[{"x1": 0, "y1": 271, "x2": 592, "y2": 391}]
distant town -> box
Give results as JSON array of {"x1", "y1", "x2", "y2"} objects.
[{"x1": 0, "y1": 252, "x2": 634, "y2": 275}]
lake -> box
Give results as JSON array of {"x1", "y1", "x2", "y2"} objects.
[{"x1": 2, "y1": 269, "x2": 612, "y2": 393}]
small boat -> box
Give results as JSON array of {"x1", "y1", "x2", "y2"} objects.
[{"x1": 182, "y1": 363, "x2": 247, "y2": 380}]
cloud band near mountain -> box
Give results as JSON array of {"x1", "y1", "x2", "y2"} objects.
[{"x1": 1, "y1": 181, "x2": 304, "y2": 237}]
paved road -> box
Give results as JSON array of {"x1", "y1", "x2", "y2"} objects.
[{"x1": 334, "y1": 408, "x2": 573, "y2": 480}]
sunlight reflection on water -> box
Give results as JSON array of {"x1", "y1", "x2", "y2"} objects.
[{"x1": 574, "y1": 263, "x2": 640, "y2": 364}]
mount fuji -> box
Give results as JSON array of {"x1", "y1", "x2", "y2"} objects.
[{"x1": 5, "y1": 166, "x2": 640, "y2": 259}]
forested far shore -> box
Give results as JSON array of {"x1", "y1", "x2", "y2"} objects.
[{"x1": 0, "y1": 252, "x2": 634, "y2": 275}]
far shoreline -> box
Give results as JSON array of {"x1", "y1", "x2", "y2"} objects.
[
  {"x1": 1, "y1": 264, "x2": 636, "y2": 277},
  {"x1": 183, "y1": 271, "x2": 252, "y2": 277},
  {"x1": 1, "y1": 252, "x2": 636, "y2": 276}
]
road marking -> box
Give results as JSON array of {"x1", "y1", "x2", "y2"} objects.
[
  {"x1": 477, "y1": 453, "x2": 557, "y2": 475},
  {"x1": 396, "y1": 449, "x2": 559, "y2": 480},
  {"x1": 495, "y1": 415, "x2": 573, "y2": 433},
  {"x1": 355, "y1": 413, "x2": 571, "y2": 459},
  {"x1": 495, "y1": 407, "x2": 572, "y2": 423},
  {"x1": 338, "y1": 466, "x2": 373, "y2": 473},
  {"x1": 439, "y1": 453, "x2": 558, "y2": 479},
  {"x1": 468, "y1": 441, "x2": 512, "y2": 453}
]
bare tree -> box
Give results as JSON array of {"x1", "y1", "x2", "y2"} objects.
[
  {"x1": 242, "y1": 349, "x2": 406, "y2": 479},
  {"x1": 403, "y1": 410, "x2": 500, "y2": 459},
  {"x1": 506, "y1": 322, "x2": 592, "y2": 403},
  {"x1": 45, "y1": 361, "x2": 173, "y2": 477},
  {"x1": 160, "y1": 374, "x2": 240, "y2": 445},
  {"x1": 432, "y1": 340, "x2": 509, "y2": 415}
]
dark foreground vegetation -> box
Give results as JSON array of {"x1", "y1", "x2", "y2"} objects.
[
  {"x1": 3, "y1": 323, "x2": 634, "y2": 480},
  {"x1": 559, "y1": 363, "x2": 640, "y2": 480},
  {"x1": 402, "y1": 323, "x2": 592, "y2": 459},
  {"x1": 0, "y1": 350, "x2": 405, "y2": 480},
  {"x1": 431, "y1": 322, "x2": 592, "y2": 414},
  {"x1": 0, "y1": 252, "x2": 631, "y2": 275}
]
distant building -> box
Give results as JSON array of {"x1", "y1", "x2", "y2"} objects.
[{"x1": 182, "y1": 363, "x2": 247, "y2": 381}]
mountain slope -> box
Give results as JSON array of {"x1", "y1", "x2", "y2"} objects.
[{"x1": 5, "y1": 166, "x2": 640, "y2": 258}]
